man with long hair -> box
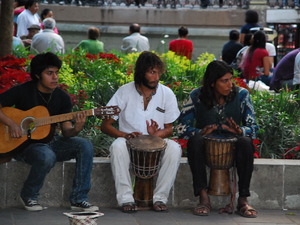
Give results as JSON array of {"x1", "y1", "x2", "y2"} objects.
[
  {"x1": 101, "y1": 51, "x2": 181, "y2": 213},
  {"x1": 177, "y1": 60, "x2": 258, "y2": 218}
]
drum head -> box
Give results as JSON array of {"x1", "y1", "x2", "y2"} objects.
[
  {"x1": 127, "y1": 135, "x2": 166, "y2": 151},
  {"x1": 203, "y1": 132, "x2": 237, "y2": 142}
]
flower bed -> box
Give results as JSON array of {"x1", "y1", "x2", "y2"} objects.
[{"x1": 1, "y1": 50, "x2": 299, "y2": 159}]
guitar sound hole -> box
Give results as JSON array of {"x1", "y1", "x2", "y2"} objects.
[{"x1": 21, "y1": 117, "x2": 36, "y2": 134}]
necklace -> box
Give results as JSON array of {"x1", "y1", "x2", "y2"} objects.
[
  {"x1": 38, "y1": 90, "x2": 54, "y2": 105},
  {"x1": 136, "y1": 84, "x2": 156, "y2": 103}
]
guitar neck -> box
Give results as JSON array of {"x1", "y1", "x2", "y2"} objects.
[{"x1": 34, "y1": 109, "x2": 94, "y2": 127}]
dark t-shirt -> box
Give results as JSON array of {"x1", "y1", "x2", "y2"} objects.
[
  {"x1": 0, "y1": 80, "x2": 72, "y2": 116},
  {"x1": 222, "y1": 40, "x2": 243, "y2": 65}
]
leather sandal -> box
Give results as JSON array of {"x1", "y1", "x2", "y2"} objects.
[
  {"x1": 121, "y1": 202, "x2": 137, "y2": 213},
  {"x1": 153, "y1": 201, "x2": 168, "y2": 212},
  {"x1": 236, "y1": 203, "x2": 258, "y2": 218},
  {"x1": 193, "y1": 203, "x2": 211, "y2": 216}
]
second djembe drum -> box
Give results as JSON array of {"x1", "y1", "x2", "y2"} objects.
[{"x1": 203, "y1": 133, "x2": 237, "y2": 196}]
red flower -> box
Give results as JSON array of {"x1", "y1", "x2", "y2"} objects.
[
  {"x1": 172, "y1": 138, "x2": 188, "y2": 156},
  {"x1": 252, "y1": 139, "x2": 260, "y2": 150},
  {"x1": 0, "y1": 55, "x2": 31, "y2": 94},
  {"x1": 253, "y1": 151, "x2": 260, "y2": 158},
  {"x1": 233, "y1": 77, "x2": 251, "y2": 91}
]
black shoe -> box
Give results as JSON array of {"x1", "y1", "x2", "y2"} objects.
[
  {"x1": 20, "y1": 196, "x2": 43, "y2": 211},
  {"x1": 71, "y1": 201, "x2": 99, "y2": 212}
]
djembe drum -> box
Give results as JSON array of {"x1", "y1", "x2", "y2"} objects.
[
  {"x1": 203, "y1": 133, "x2": 237, "y2": 196},
  {"x1": 126, "y1": 135, "x2": 166, "y2": 207}
]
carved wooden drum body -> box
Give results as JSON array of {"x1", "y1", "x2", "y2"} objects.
[{"x1": 203, "y1": 133, "x2": 237, "y2": 196}]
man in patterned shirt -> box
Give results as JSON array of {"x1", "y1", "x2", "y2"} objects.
[{"x1": 176, "y1": 60, "x2": 258, "y2": 218}]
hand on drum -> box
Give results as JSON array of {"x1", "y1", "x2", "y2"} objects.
[
  {"x1": 124, "y1": 132, "x2": 142, "y2": 140},
  {"x1": 146, "y1": 119, "x2": 160, "y2": 135},
  {"x1": 221, "y1": 117, "x2": 243, "y2": 135},
  {"x1": 200, "y1": 124, "x2": 218, "y2": 135}
]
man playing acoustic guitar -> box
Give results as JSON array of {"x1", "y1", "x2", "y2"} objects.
[{"x1": 0, "y1": 52, "x2": 99, "y2": 212}]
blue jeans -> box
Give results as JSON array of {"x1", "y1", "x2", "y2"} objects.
[
  {"x1": 15, "y1": 135, "x2": 94, "y2": 203},
  {"x1": 258, "y1": 75, "x2": 272, "y2": 86}
]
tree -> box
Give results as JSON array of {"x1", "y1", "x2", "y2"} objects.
[{"x1": 0, "y1": 0, "x2": 14, "y2": 57}]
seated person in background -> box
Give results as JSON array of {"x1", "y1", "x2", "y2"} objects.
[
  {"x1": 265, "y1": 35, "x2": 276, "y2": 70},
  {"x1": 74, "y1": 27, "x2": 104, "y2": 54},
  {"x1": 231, "y1": 33, "x2": 253, "y2": 72},
  {"x1": 169, "y1": 26, "x2": 194, "y2": 60},
  {"x1": 101, "y1": 51, "x2": 181, "y2": 213},
  {"x1": 20, "y1": 24, "x2": 41, "y2": 49},
  {"x1": 270, "y1": 48, "x2": 300, "y2": 91},
  {"x1": 16, "y1": 0, "x2": 40, "y2": 38},
  {"x1": 221, "y1": 30, "x2": 243, "y2": 65},
  {"x1": 0, "y1": 52, "x2": 98, "y2": 212},
  {"x1": 241, "y1": 31, "x2": 271, "y2": 85},
  {"x1": 40, "y1": 8, "x2": 59, "y2": 34},
  {"x1": 13, "y1": 0, "x2": 26, "y2": 36},
  {"x1": 121, "y1": 23, "x2": 150, "y2": 54},
  {"x1": 31, "y1": 18, "x2": 65, "y2": 54},
  {"x1": 13, "y1": 36, "x2": 24, "y2": 50},
  {"x1": 176, "y1": 60, "x2": 258, "y2": 218},
  {"x1": 240, "y1": 10, "x2": 261, "y2": 45}
]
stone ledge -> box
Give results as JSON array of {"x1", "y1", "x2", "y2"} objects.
[{"x1": 0, "y1": 158, "x2": 300, "y2": 209}]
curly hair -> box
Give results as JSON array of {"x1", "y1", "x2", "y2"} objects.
[
  {"x1": 200, "y1": 60, "x2": 236, "y2": 109},
  {"x1": 30, "y1": 52, "x2": 62, "y2": 82}
]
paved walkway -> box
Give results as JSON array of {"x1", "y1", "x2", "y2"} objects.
[{"x1": 1, "y1": 207, "x2": 300, "y2": 225}]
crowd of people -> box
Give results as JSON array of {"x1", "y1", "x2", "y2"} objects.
[{"x1": 3, "y1": 1, "x2": 299, "y2": 220}]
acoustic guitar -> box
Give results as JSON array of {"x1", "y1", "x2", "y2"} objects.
[{"x1": 0, "y1": 105, "x2": 120, "y2": 156}]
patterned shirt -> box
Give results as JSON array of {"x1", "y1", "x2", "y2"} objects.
[{"x1": 176, "y1": 86, "x2": 258, "y2": 139}]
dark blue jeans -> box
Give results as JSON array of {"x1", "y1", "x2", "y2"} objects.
[{"x1": 15, "y1": 135, "x2": 94, "y2": 203}]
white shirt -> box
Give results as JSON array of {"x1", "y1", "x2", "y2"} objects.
[
  {"x1": 16, "y1": 9, "x2": 40, "y2": 37},
  {"x1": 293, "y1": 52, "x2": 300, "y2": 85},
  {"x1": 30, "y1": 29, "x2": 65, "y2": 54},
  {"x1": 107, "y1": 82, "x2": 180, "y2": 134},
  {"x1": 266, "y1": 42, "x2": 276, "y2": 57},
  {"x1": 121, "y1": 33, "x2": 150, "y2": 54}
]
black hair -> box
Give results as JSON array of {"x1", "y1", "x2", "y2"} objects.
[
  {"x1": 244, "y1": 33, "x2": 253, "y2": 46},
  {"x1": 247, "y1": 30, "x2": 266, "y2": 62},
  {"x1": 178, "y1": 26, "x2": 188, "y2": 38},
  {"x1": 134, "y1": 51, "x2": 164, "y2": 85},
  {"x1": 15, "y1": 0, "x2": 27, "y2": 6},
  {"x1": 25, "y1": 0, "x2": 38, "y2": 9},
  {"x1": 40, "y1": 8, "x2": 52, "y2": 21},
  {"x1": 245, "y1": 10, "x2": 259, "y2": 24},
  {"x1": 229, "y1": 30, "x2": 240, "y2": 41},
  {"x1": 30, "y1": 52, "x2": 62, "y2": 82},
  {"x1": 200, "y1": 60, "x2": 236, "y2": 108}
]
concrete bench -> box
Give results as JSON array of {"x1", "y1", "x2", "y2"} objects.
[{"x1": 1, "y1": 158, "x2": 300, "y2": 209}]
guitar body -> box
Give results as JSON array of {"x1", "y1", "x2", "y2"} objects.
[
  {"x1": 0, "y1": 104, "x2": 120, "y2": 157},
  {"x1": 0, "y1": 106, "x2": 52, "y2": 155}
]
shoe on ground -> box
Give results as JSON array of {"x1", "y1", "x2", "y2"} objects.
[
  {"x1": 20, "y1": 196, "x2": 43, "y2": 211},
  {"x1": 71, "y1": 201, "x2": 99, "y2": 212}
]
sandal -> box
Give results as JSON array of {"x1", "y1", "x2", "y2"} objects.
[
  {"x1": 153, "y1": 201, "x2": 168, "y2": 212},
  {"x1": 236, "y1": 203, "x2": 258, "y2": 218},
  {"x1": 121, "y1": 202, "x2": 137, "y2": 213},
  {"x1": 193, "y1": 203, "x2": 211, "y2": 216}
]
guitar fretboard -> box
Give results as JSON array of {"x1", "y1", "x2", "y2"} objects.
[{"x1": 34, "y1": 109, "x2": 94, "y2": 127}]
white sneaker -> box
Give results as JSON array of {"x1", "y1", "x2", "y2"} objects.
[
  {"x1": 71, "y1": 201, "x2": 99, "y2": 212},
  {"x1": 20, "y1": 196, "x2": 43, "y2": 211}
]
